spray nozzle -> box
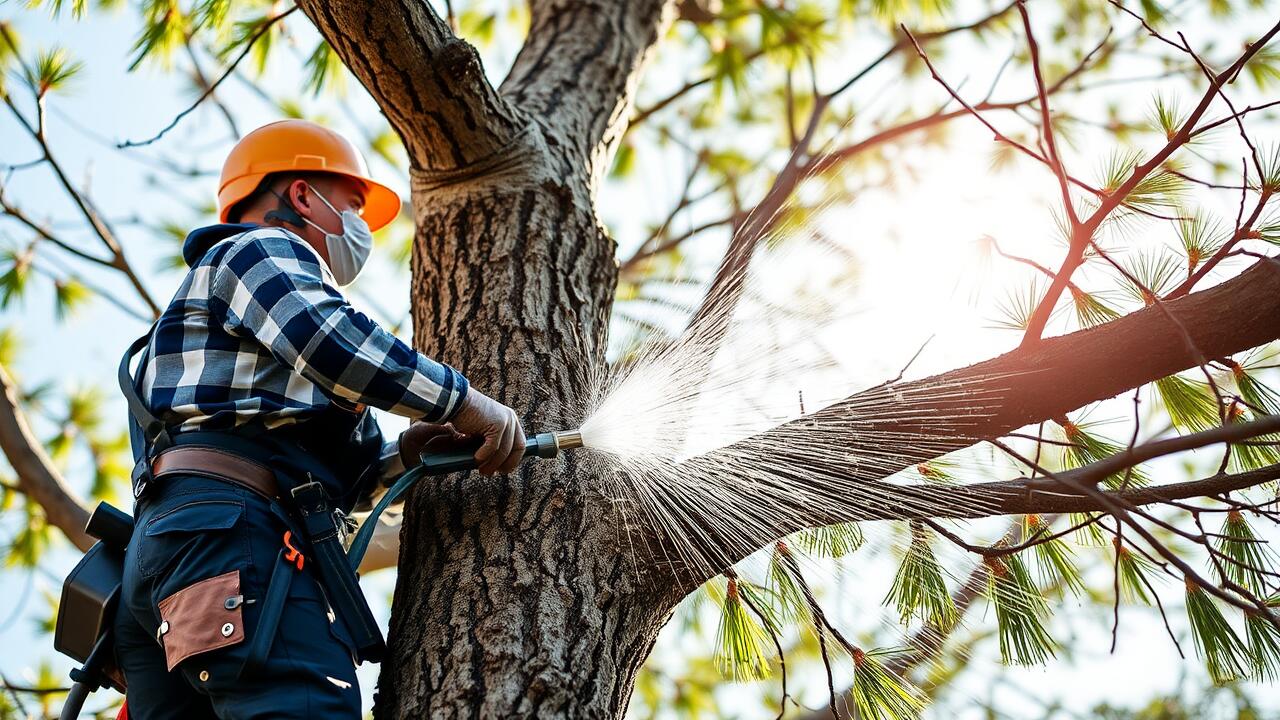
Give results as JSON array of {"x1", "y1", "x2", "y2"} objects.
[{"x1": 417, "y1": 429, "x2": 584, "y2": 476}]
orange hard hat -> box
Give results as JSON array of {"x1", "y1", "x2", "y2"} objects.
[{"x1": 218, "y1": 119, "x2": 401, "y2": 232}]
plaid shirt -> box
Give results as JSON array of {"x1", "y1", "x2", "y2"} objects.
[{"x1": 139, "y1": 223, "x2": 469, "y2": 482}]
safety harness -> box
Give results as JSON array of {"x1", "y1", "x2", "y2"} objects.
[{"x1": 118, "y1": 330, "x2": 387, "y2": 666}]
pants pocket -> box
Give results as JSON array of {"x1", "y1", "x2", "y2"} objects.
[
  {"x1": 137, "y1": 497, "x2": 246, "y2": 579},
  {"x1": 156, "y1": 569, "x2": 246, "y2": 671}
]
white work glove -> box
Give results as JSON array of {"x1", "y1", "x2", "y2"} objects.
[{"x1": 446, "y1": 388, "x2": 526, "y2": 475}]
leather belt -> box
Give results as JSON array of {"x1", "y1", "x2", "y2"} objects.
[{"x1": 151, "y1": 446, "x2": 281, "y2": 501}]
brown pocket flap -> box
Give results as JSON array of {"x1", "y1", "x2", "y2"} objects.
[{"x1": 157, "y1": 569, "x2": 245, "y2": 671}]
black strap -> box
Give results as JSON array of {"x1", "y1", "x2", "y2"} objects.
[
  {"x1": 286, "y1": 478, "x2": 386, "y2": 664},
  {"x1": 120, "y1": 327, "x2": 176, "y2": 498},
  {"x1": 118, "y1": 329, "x2": 166, "y2": 443},
  {"x1": 240, "y1": 549, "x2": 294, "y2": 676}
]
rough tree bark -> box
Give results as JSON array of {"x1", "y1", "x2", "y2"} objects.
[
  {"x1": 287, "y1": 2, "x2": 1280, "y2": 717},
  {"x1": 299, "y1": 1, "x2": 678, "y2": 716}
]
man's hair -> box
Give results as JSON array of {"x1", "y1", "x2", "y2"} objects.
[{"x1": 225, "y1": 171, "x2": 330, "y2": 224}]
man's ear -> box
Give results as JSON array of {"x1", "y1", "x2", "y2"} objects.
[
  {"x1": 263, "y1": 178, "x2": 308, "y2": 229},
  {"x1": 287, "y1": 179, "x2": 313, "y2": 218}
]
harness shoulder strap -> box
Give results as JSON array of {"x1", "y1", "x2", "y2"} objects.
[{"x1": 120, "y1": 327, "x2": 172, "y2": 498}]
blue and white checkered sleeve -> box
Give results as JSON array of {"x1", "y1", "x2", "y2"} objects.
[{"x1": 208, "y1": 230, "x2": 469, "y2": 422}]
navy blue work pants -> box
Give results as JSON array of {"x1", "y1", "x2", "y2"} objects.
[{"x1": 112, "y1": 475, "x2": 362, "y2": 719}]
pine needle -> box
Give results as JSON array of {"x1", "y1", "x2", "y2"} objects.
[
  {"x1": 884, "y1": 522, "x2": 957, "y2": 629},
  {"x1": 714, "y1": 576, "x2": 773, "y2": 681},
  {"x1": 1154, "y1": 374, "x2": 1220, "y2": 434},
  {"x1": 1185, "y1": 579, "x2": 1249, "y2": 685},
  {"x1": 1245, "y1": 609, "x2": 1280, "y2": 682},
  {"x1": 796, "y1": 522, "x2": 864, "y2": 558},
  {"x1": 1114, "y1": 539, "x2": 1158, "y2": 606},
  {"x1": 1070, "y1": 511, "x2": 1110, "y2": 546},
  {"x1": 851, "y1": 647, "x2": 927, "y2": 720},
  {"x1": 1116, "y1": 247, "x2": 1182, "y2": 306},
  {"x1": 1215, "y1": 510, "x2": 1277, "y2": 597},
  {"x1": 1226, "y1": 404, "x2": 1280, "y2": 473},
  {"x1": 985, "y1": 553, "x2": 1056, "y2": 666},
  {"x1": 767, "y1": 542, "x2": 810, "y2": 623},
  {"x1": 1234, "y1": 363, "x2": 1280, "y2": 415},
  {"x1": 1026, "y1": 515, "x2": 1085, "y2": 597},
  {"x1": 914, "y1": 458, "x2": 960, "y2": 484},
  {"x1": 1068, "y1": 286, "x2": 1120, "y2": 329},
  {"x1": 1174, "y1": 209, "x2": 1227, "y2": 274},
  {"x1": 1060, "y1": 419, "x2": 1149, "y2": 489}
]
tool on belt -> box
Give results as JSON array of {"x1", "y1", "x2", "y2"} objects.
[{"x1": 54, "y1": 329, "x2": 586, "y2": 717}]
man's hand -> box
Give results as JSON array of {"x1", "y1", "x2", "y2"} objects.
[
  {"x1": 446, "y1": 389, "x2": 526, "y2": 475},
  {"x1": 398, "y1": 422, "x2": 465, "y2": 468}
]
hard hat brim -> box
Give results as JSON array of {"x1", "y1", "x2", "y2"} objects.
[{"x1": 218, "y1": 170, "x2": 402, "y2": 232}]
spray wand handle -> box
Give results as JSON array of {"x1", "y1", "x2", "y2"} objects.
[{"x1": 417, "y1": 432, "x2": 563, "y2": 475}]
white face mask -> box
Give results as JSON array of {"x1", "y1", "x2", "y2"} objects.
[{"x1": 300, "y1": 185, "x2": 373, "y2": 286}]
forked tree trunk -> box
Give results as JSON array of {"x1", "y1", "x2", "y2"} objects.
[
  {"x1": 294, "y1": 1, "x2": 681, "y2": 715},
  {"x1": 380, "y1": 128, "x2": 672, "y2": 718}
]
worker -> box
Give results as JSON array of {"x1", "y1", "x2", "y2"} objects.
[{"x1": 110, "y1": 119, "x2": 524, "y2": 719}]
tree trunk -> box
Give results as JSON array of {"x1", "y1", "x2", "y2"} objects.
[
  {"x1": 378, "y1": 123, "x2": 673, "y2": 718},
  {"x1": 293, "y1": 1, "x2": 679, "y2": 714}
]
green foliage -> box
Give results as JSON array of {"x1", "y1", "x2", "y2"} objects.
[
  {"x1": 1175, "y1": 210, "x2": 1227, "y2": 274},
  {"x1": 713, "y1": 575, "x2": 774, "y2": 680},
  {"x1": 0, "y1": 21, "x2": 18, "y2": 94},
  {"x1": 1185, "y1": 579, "x2": 1249, "y2": 685},
  {"x1": 219, "y1": 12, "x2": 282, "y2": 75},
  {"x1": 0, "y1": 327, "x2": 21, "y2": 367},
  {"x1": 1026, "y1": 514, "x2": 1085, "y2": 597},
  {"x1": 304, "y1": 40, "x2": 346, "y2": 97},
  {"x1": 985, "y1": 553, "x2": 1056, "y2": 666},
  {"x1": 1233, "y1": 360, "x2": 1280, "y2": 415},
  {"x1": 369, "y1": 128, "x2": 406, "y2": 170},
  {"x1": 767, "y1": 541, "x2": 810, "y2": 623},
  {"x1": 1257, "y1": 143, "x2": 1280, "y2": 194},
  {"x1": 1155, "y1": 374, "x2": 1220, "y2": 434},
  {"x1": 989, "y1": 277, "x2": 1047, "y2": 332},
  {"x1": 1244, "y1": 609, "x2": 1280, "y2": 682},
  {"x1": 851, "y1": 647, "x2": 927, "y2": 720},
  {"x1": 1214, "y1": 511, "x2": 1276, "y2": 597},
  {"x1": 884, "y1": 521, "x2": 957, "y2": 628},
  {"x1": 1148, "y1": 93, "x2": 1185, "y2": 140},
  {"x1": 129, "y1": 0, "x2": 185, "y2": 69},
  {"x1": 0, "y1": 249, "x2": 33, "y2": 308},
  {"x1": 1114, "y1": 539, "x2": 1158, "y2": 606},
  {"x1": 458, "y1": 9, "x2": 498, "y2": 47},
  {"x1": 1244, "y1": 47, "x2": 1280, "y2": 90},
  {"x1": 52, "y1": 278, "x2": 91, "y2": 320},
  {"x1": 7, "y1": 501, "x2": 52, "y2": 568},
  {"x1": 914, "y1": 458, "x2": 960, "y2": 484},
  {"x1": 1116, "y1": 247, "x2": 1182, "y2": 306},
  {"x1": 610, "y1": 141, "x2": 636, "y2": 179},
  {"x1": 1070, "y1": 511, "x2": 1110, "y2": 546},
  {"x1": 1059, "y1": 418, "x2": 1150, "y2": 489},
  {"x1": 1097, "y1": 149, "x2": 1187, "y2": 211},
  {"x1": 795, "y1": 521, "x2": 864, "y2": 557},
  {"x1": 1225, "y1": 402, "x2": 1280, "y2": 473},
  {"x1": 1068, "y1": 285, "x2": 1121, "y2": 329},
  {"x1": 30, "y1": 45, "x2": 82, "y2": 95}
]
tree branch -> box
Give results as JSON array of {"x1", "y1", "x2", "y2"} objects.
[
  {"x1": 666, "y1": 257, "x2": 1280, "y2": 579},
  {"x1": 296, "y1": 0, "x2": 525, "y2": 172},
  {"x1": 502, "y1": 0, "x2": 675, "y2": 181},
  {"x1": 0, "y1": 365, "x2": 90, "y2": 551}
]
